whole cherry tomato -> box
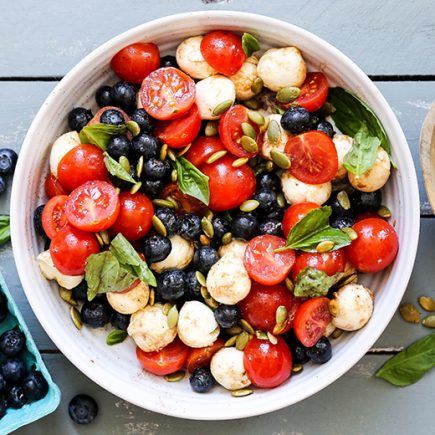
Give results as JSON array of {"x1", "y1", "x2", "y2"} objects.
[
  {"x1": 293, "y1": 72, "x2": 329, "y2": 112},
  {"x1": 184, "y1": 136, "x2": 226, "y2": 167},
  {"x1": 186, "y1": 339, "x2": 225, "y2": 373},
  {"x1": 282, "y1": 202, "x2": 321, "y2": 237}
]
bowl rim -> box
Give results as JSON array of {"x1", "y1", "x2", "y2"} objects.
[{"x1": 10, "y1": 10, "x2": 420, "y2": 420}]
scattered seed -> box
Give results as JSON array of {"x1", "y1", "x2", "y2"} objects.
[
  {"x1": 399, "y1": 303, "x2": 420, "y2": 324},
  {"x1": 205, "y1": 297, "x2": 219, "y2": 310},
  {"x1": 149, "y1": 289, "x2": 155, "y2": 306},
  {"x1": 422, "y1": 314, "x2": 435, "y2": 328},
  {"x1": 240, "y1": 319, "x2": 255, "y2": 335},
  {"x1": 284, "y1": 277, "x2": 294, "y2": 292},
  {"x1": 244, "y1": 98, "x2": 262, "y2": 110},
  {"x1": 240, "y1": 135, "x2": 258, "y2": 153},
  {"x1": 115, "y1": 187, "x2": 121, "y2": 195},
  {"x1": 337, "y1": 190, "x2": 351, "y2": 210},
  {"x1": 201, "y1": 217, "x2": 214, "y2": 238},
  {"x1": 331, "y1": 328, "x2": 344, "y2": 339},
  {"x1": 70, "y1": 307, "x2": 82, "y2": 330},
  {"x1": 130, "y1": 181, "x2": 142, "y2": 194},
  {"x1": 256, "y1": 331, "x2": 268, "y2": 340},
  {"x1": 378, "y1": 206, "x2": 392, "y2": 219},
  {"x1": 337, "y1": 272, "x2": 358, "y2": 287},
  {"x1": 226, "y1": 326, "x2": 243, "y2": 336},
  {"x1": 200, "y1": 286, "x2": 210, "y2": 300},
  {"x1": 247, "y1": 110, "x2": 265, "y2": 126},
  {"x1": 222, "y1": 232, "x2": 233, "y2": 245},
  {"x1": 276, "y1": 86, "x2": 301, "y2": 103},
  {"x1": 171, "y1": 169, "x2": 178, "y2": 182},
  {"x1": 233, "y1": 157, "x2": 250, "y2": 168},
  {"x1": 167, "y1": 305, "x2": 179, "y2": 329},
  {"x1": 160, "y1": 143, "x2": 168, "y2": 160},
  {"x1": 152, "y1": 198, "x2": 175, "y2": 208},
  {"x1": 106, "y1": 329, "x2": 128, "y2": 346},
  {"x1": 177, "y1": 143, "x2": 192, "y2": 157},
  {"x1": 235, "y1": 331, "x2": 250, "y2": 351},
  {"x1": 196, "y1": 271, "x2": 207, "y2": 287},
  {"x1": 164, "y1": 371, "x2": 185, "y2": 382},
  {"x1": 165, "y1": 196, "x2": 179, "y2": 211},
  {"x1": 259, "y1": 116, "x2": 270, "y2": 133},
  {"x1": 225, "y1": 335, "x2": 238, "y2": 347},
  {"x1": 162, "y1": 303, "x2": 173, "y2": 316},
  {"x1": 270, "y1": 149, "x2": 290, "y2": 169},
  {"x1": 275, "y1": 305, "x2": 288, "y2": 325},
  {"x1": 99, "y1": 230, "x2": 110, "y2": 245},
  {"x1": 272, "y1": 322, "x2": 287, "y2": 336},
  {"x1": 167, "y1": 149, "x2": 176, "y2": 162},
  {"x1": 418, "y1": 296, "x2": 435, "y2": 312},
  {"x1": 231, "y1": 389, "x2": 253, "y2": 398},
  {"x1": 276, "y1": 192, "x2": 286, "y2": 208},
  {"x1": 118, "y1": 155, "x2": 130, "y2": 173},
  {"x1": 126, "y1": 120, "x2": 141, "y2": 136},
  {"x1": 292, "y1": 363, "x2": 304, "y2": 374},
  {"x1": 200, "y1": 234, "x2": 210, "y2": 246},
  {"x1": 267, "y1": 331, "x2": 278, "y2": 345},
  {"x1": 316, "y1": 240, "x2": 335, "y2": 253},
  {"x1": 240, "y1": 199, "x2": 260, "y2": 212},
  {"x1": 204, "y1": 209, "x2": 214, "y2": 221},
  {"x1": 59, "y1": 287, "x2": 77, "y2": 306},
  {"x1": 251, "y1": 77, "x2": 263, "y2": 95},
  {"x1": 95, "y1": 232, "x2": 104, "y2": 247},
  {"x1": 207, "y1": 150, "x2": 227, "y2": 164},
  {"x1": 254, "y1": 162, "x2": 267, "y2": 175},
  {"x1": 265, "y1": 161, "x2": 274, "y2": 172},
  {"x1": 341, "y1": 227, "x2": 358, "y2": 240},
  {"x1": 241, "y1": 122, "x2": 257, "y2": 139},
  {"x1": 152, "y1": 215, "x2": 167, "y2": 237},
  {"x1": 136, "y1": 155, "x2": 144, "y2": 178},
  {"x1": 267, "y1": 119, "x2": 281, "y2": 145},
  {"x1": 205, "y1": 121, "x2": 219, "y2": 136},
  {"x1": 212, "y1": 99, "x2": 233, "y2": 116}
]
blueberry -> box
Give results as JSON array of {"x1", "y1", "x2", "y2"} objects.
[
  {"x1": 281, "y1": 107, "x2": 313, "y2": 134},
  {"x1": 329, "y1": 192, "x2": 353, "y2": 218},
  {"x1": 143, "y1": 235, "x2": 172, "y2": 263},
  {"x1": 160, "y1": 55, "x2": 178, "y2": 68},
  {"x1": 110, "y1": 81, "x2": 136, "y2": 111},
  {"x1": 107, "y1": 135, "x2": 132, "y2": 159},
  {"x1": 0, "y1": 291, "x2": 8, "y2": 323},
  {"x1": 259, "y1": 218, "x2": 282, "y2": 236},
  {"x1": 330, "y1": 215, "x2": 355, "y2": 230},
  {"x1": 22, "y1": 370, "x2": 48, "y2": 401},
  {"x1": 132, "y1": 133, "x2": 160, "y2": 159},
  {"x1": 193, "y1": 246, "x2": 219, "y2": 275},
  {"x1": 154, "y1": 207, "x2": 178, "y2": 235},
  {"x1": 253, "y1": 189, "x2": 277, "y2": 214},
  {"x1": 211, "y1": 216, "x2": 231, "y2": 240},
  {"x1": 33, "y1": 204, "x2": 46, "y2": 237},
  {"x1": 157, "y1": 270, "x2": 186, "y2": 301},
  {"x1": 231, "y1": 213, "x2": 258, "y2": 240},
  {"x1": 185, "y1": 271, "x2": 201, "y2": 300},
  {"x1": 130, "y1": 109, "x2": 154, "y2": 133},
  {"x1": 95, "y1": 85, "x2": 113, "y2": 107},
  {"x1": 0, "y1": 176, "x2": 6, "y2": 195},
  {"x1": 0, "y1": 329, "x2": 25, "y2": 357},
  {"x1": 71, "y1": 281, "x2": 88, "y2": 301},
  {"x1": 1, "y1": 358, "x2": 27, "y2": 383},
  {"x1": 67, "y1": 108, "x2": 93, "y2": 132},
  {"x1": 350, "y1": 189, "x2": 382, "y2": 212},
  {"x1": 292, "y1": 341, "x2": 310, "y2": 364},
  {"x1": 68, "y1": 394, "x2": 98, "y2": 424},
  {"x1": 265, "y1": 206, "x2": 285, "y2": 221},
  {"x1": 306, "y1": 337, "x2": 332, "y2": 364},
  {"x1": 0, "y1": 149, "x2": 18, "y2": 175},
  {"x1": 142, "y1": 158, "x2": 167, "y2": 180},
  {"x1": 100, "y1": 109, "x2": 124, "y2": 126},
  {"x1": 8, "y1": 385, "x2": 27, "y2": 409},
  {"x1": 110, "y1": 312, "x2": 130, "y2": 331},
  {"x1": 256, "y1": 172, "x2": 280, "y2": 191},
  {"x1": 317, "y1": 121, "x2": 335, "y2": 138},
  {"x1": 140, "y1": 179, "x2": 164, "y2": 197},
  {"x1": 214, "y1": 304, "x2": 240, "y2": 328},
  {"x1": 177, "y1": 214, "x2": 202, "y2": 241},
  {"x1": 81, "y1": 300, "x2": 111, "y2": 328},
  {"x1": 189, "y1": 367, "x2": 215, "y2": 393}
]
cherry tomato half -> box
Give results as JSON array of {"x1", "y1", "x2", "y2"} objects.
[
  {"x1": 44, "y1": 174, "x2": 68, "y2": 198},
  {"x1": 161, "y1": 183, "x2": 208, "y2": 216},
  {"x1": 109, "y1": 192, "x2": 154, "y2": 241},
  {"x1": 140, "y1": 67, "x2": 196, "y2": 121},
  {"x1": 285, "y1": 131, "x2": 338, "y2": 184},
  {"x1": 244, "y1": 336, "x2": 292, "y2": 388},
  {"x1": 186, "y1": 339, "x2": 225, "y2": 373},
  {"x1": 136, "y1": 338, "x2": 189, "y2": 376},
  {"x1": 345, "y1": 217, "x2": 399, "y2": 273},
  {"x1": 111, "y1": 42, "x2": 160, "y2": 84},
  {"x1": 244, "y1": 235, "x2": 295, "y2": 285},
  {"x1": 294, "y1": 297, "x2": 331, "y2": 347},
  {"x1": 200, "y1": 155, "x2": 256, "y2": 211},
  {"x1": 50, "y1": 226, "x2": 100, "y2": 275},
  {"x1": 294, "y1": 72, "x2": 329, "y2": 112},
  {"x1": 41, "y1": 195, "x2": 69, "y2": 239},
  {"x1": 282, "y1": 202, "x2": 321, "y2": 237},
  {"x1": 184, "y1": 136, "x2": 226, "y2": 167}
]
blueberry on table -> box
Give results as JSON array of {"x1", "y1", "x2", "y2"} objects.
[
  {"x1": 140, "y1": 179, "x2": 164, "y2": 197},
  {"x1": 306, "y1": 337, "x2": 332, "y2": 364},
  {"x1": 154, "y1": 207, "x2": 178, "y2": 235},
  {"x1": 67, "y1": 107, "x2": 93, "y2": 132},
  {"x1": 100, "y1": 109, "x2": 124, "y2": 126},
  {"x1": 142, "y1": 158, "x2": 168, "y2": 181},
  {"x1": 185, "y1": 271, "x2": 202, "y2": 300},
  {"x1": 157, "y1": 270, "x2": 186, "y2": 301},
  {"x1": 193, "y1": 246, "x2": 219, "y2": 275},
  {"x1": 259, "y1": 218, "x2": 282, "y2": 236},
  {"x1": 132, "y1": 132, "x2": 160, "y2": 159},
  {"x1": 33, "y1": 204, "x2": 46, "y2": 237},
  {"x1": 106, "y1": 135, "x2": 132, "y2": 160},
  {"x1": 68, "y1": 394, "x2": 98, "y2": 424},
  {"x1": 177, "y1": 213, "x2": 202, "y2": 241},
  {"x1": 130, "y1": 109, "x2": 154, "y2": 133},
  {"x1": 143, "y1": 235, "x2": 172, "y2": 263},
  {"x1": 350, "y1": 189, "x2": 382, "y2": 213},
  {"x1": 256, "y1": 172, "x2": 280, "y2": 191},
  {"x1": 95, "y1": 85, "x2": 113, "y2": 108},
  {"x1": 110, "y1": 312, "x2": 130, "y2": 331},
  {"x1": 71, "y1": 280, "x2": 88, "y2": 301},
  {"x1": 1, "y1": 358, "x2": 27, "y2": 383},
  {"x1": 160, "y1": 55, "x2": 178, "y2": 68},
  {"x1": 110, "y1": 81, "x2": 137, "y2": 111},
  {"x1": 0, "y1": 175, "x2": 6, "y2": 195},
  {"x1": 253, "y1": 188, "x2": 277, "y2": 214},
  {"x1": 211, "y1": 216, "x2": 231, "y2": 240},
  {"x1": 22, "y1": 370, "x2": 49, "y2": 401},
  {"x1": 81, "y1": 300, "x2": 111, "y2": 328},
  {"x1": 0, "y1": 148, "x2": 18, "y2": 175},
  {"x1": 214, "y1": 304, "x2": 241, "y2": 329},
  {"x1": 231, "y1": 213, "x2": 259, "y2": 240},
  {"x1": 7, "y1": 385, "x2": 27, "y2": 409},
  {"x1": 316, "y1": 120, "x2": 335, "y2": 138},
  {"x1": 0, "y1": 329, "x2": 26, "y2": 357},
  {"x1": 280, "y1": 106, "x2": 313, "y2": 134},
  {"x1": 189, "y1": 367, "x2": 215, "y2": 393}
]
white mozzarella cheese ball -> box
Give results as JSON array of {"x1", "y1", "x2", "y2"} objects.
[
  {"x1": 210, "y1": 347, "x2": 251, "y2": 391},
  {"x1": 229, "y1": 56, "x2": 259, "y2": 101},
  {"x1": 49, "y1": 131, "x2": 81, "y2": 178},
  {"x1": 257, "y1": 47, "x2": 307, "y2": 92},
  {"x1": 333, "y1": 134, "x2": 353, "y2": 179},
  {"x1": 150, "y1": 235, "x2": 194, "y2": 273},
  {"x1": 348, "y1": 148, "x2": 391, "y2": 192},
  {"x1": 195, "y1": 75, "x2": 236, "y2": 120},
  {"x1": 176, "y1": 36, "x2": 217, "y2": 79},
  {"x1": 206, "y1": 254, "x2": 251, "y2": 305},
  {"x1": 218, "y1": 239, "x2": 248, "y2": 260},
  {"x1": 177, "y1": 301, "x2": 220, "y2": 348},
  {"x1": 127, "y1": 304, "x2": 177, "y2": 352},
  {"x1": 37, "y1": 250, "x2": 83, "y2": 289},
  {"x1": 329, "y1": 284, "x2": 374, "y2": 331},
  {"x1": 261, "y1": 114, "x2": 291, "y2": 160},
  {"x1": 107, "y1": 281, "x2": 149, "y2": 315},
  {"x1": 280, "y1": 171, "x2": 331, "y2": 205}
]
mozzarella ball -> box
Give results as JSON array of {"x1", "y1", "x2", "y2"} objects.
[
  {"x1": 107, "y1": 281, "x2": 149, "y2": 315},
  {"x1": 49, "y1": 131, "x2": 81, "y2": 178},
  {"x1": 206, "y1": 254, "x2": 251, "y2": 305},
  {"x1": 333, "y1": 134, "x2": 353, "y2": 179},
  {"x1": 218, "y1": 239, "x2": 248, "y2": 260},
  {"x1": 329, "y1": 284, "x2": 374, "y2": 331},
  {"x1": 229, "y1": 56, "x2": 259, "y2": 101},
  {"x1": 280, "y1": 171, "x2": 331, "y2": 205},
  {"x1": 177, "y1": 301, "x2": 220, "y2": 348},
  {"x1": 210, "y1": 347, "x2": 251, "y2": 391},
  {"x1": 150, "y1": 235, "x2": 194, "y2": 273},
  {"x1": 257, "y1": 47, "x2": 306, "y2": 92},
  {"x1": 37, "y1": 250, "x2": 83, "y2": 289},
  {"x1": 348, "y1": 147, "x2": 391, "y2": 192},
  {"x1": 176, "y1": 36, "x2": 217, "y2": 79},
  {"x1": 195, "y1": 75, "x2": 236, "y2": 120},
  {"x1": 127, "y1": 303, "x2": 177, "y2": 352},
  {"x1": 261, "y1": 114, "x2": 291, "y2": 160}
]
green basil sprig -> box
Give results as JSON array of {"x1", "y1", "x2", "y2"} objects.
[
  {"x1": 376, "y1": 334, "x2": 435, "y2": 387},
  {"x1": 294, "y1": 267, "x2": 343, "y2": 298},
  {"x1": 79, "y1": 123, "x2": 127, "y2": 151},
  {"x1": 103, "y1": 153, "x2": 135, "y2": 184},
  {"x1": 175, "y1": 157, "x2": 210, "y2": 205},
  {"x1": 242, "y1": 33, "x2": 260, "y2": 57},
  {"x1": 0, "y1": 215, "x2": 10, "y2": 246},
  {"x1": 106, "y1": 329, "x2": 128, "y2": 346}
]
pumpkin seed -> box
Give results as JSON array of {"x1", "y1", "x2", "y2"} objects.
[
  {"x1": 115, "y1": 187, "x2": 121, "y2": 195},
  {"x1": 270, "y1": 149, "x2": 291, "y2": 169},
  {"x1": 136, "y1": 155, "x2": 144, "y2": 178},
  {"x1": 152, "y1": 198, "x2": 175, "y2": 208},
  {"x1": 149, "y1": 288, "x2": 155, "y2": 306},
  {"x1": 162, "y1": 302, "x2": 172, "y2": 316},
  {"x1": 226, "y1": 326, "x2": 243, "y2": 336},
  {"x1": 377, "y1": 206, "x2": 392, "y2": 219},
  {"x1": 232, "y1": 157, "x2": 250, "y2": 168},
  {"x1": 167, "y1": 305, "x2": 179, "y2": 328},
  {"x1": 205, "y1": 209, "x2": 214, "y2": 221},
  {"x1": 331, "y1": 328, "x2": 344, "y2": 339},
  {"x1": 160, "y1": 143, "x2": 168, "y2": 160},
  {"x1": 256, "y1": 330, "x2": 268, "y2": 340},
  {"x1": 206, "y1": 150, "x2": 227, "y2": 164},
  {"x1": 177, "y1": 143, "x2": 192, "y2": 157},
  {"x1": 241, "y1": 122, "x2": 257, "y2": 139},
  {"x1": 70, "y1": 306, "x2": 82, "y2": 330},
  {"x1": 164, "y1": 371, "x2": 185, "y2": 382},
  {"x1": 205, "y1": 121, "x2": 219, "y2": 136},
  {"x1": 422, "y1": 314, "x2": 435, "y2": 328},
  {"x1": 225, "y1": 335, "x2": 238, "y2": 347},
  {"x1": 240, "y1": 199, "x2": 260, "y2": 213},
  {"x1": 284, "y1": 277, "x2": 294, "y2": 292},
  {"x1": 201, "y1": 217, "x2": 214, "y2": 238},
  {"x1": 205, "y1": 297, "x2": 219, "y2": 310},
  {"x1": 196, "y1": 271, "x2": 207, "y2": 287},
  {"x1": 316, "y1": 240, "x2": 334, "y2": 253},
  {"x1": 259, "y1": 116, "x2": 270, "y2": 133},
  {"x1": 337, "y1": 190, "x2": 351, "y2": 210},
  {"x1": 231, "y1": 389, "x2": 253, "y2": 398},
  {"x1": 106, "y1": 329, "x2": 128, "y2": 346},
  {"x1": 95, "y1": 232, "x2": 105, "y2": 247},
  {"x1": 244, "y1": 98, "x2": 262, "y2": 110},
  {"x1": 250, "y1": 77, "x2": 263, "y2": 95},
  {"x1": 267, "y1": 119, "x2": 281, "y2": 145},
  {"x1": 399, "y1": 303, "x2": 420, "y2": 324},
  {"x1": 272, "y1": 322, "x2": 287, "y2": 336},
  {"x1": 200, "y1": 234, "x2": 210, "y2": 246},
  {"x1": 265, "y1": 161, "x2": 274, "y2": 172},
  {"x1": 267, "y1": 331, "x2": 278, "y2": 345},
  {"x1": 152, "y1": 215, "x2": 167, "y2": 237},
  {"x1": 118, "y1": 155, "x2": 130, "y2": 173},
  {"x1": 165, "y1": 196, "x2": 179, "y2": 211},
  {"x1": 222, "y1": 232, "x2": 233, "y2": 245},
  {"x1": 276, "y1": 192, "x2": 286, "y2": 208},
  {"x1": 275, "y1": 305, "x2": 288, "y2": 325},
  {"x1": 130, "y1": 181, "x2": 142, "y2": 194},
  {"x1": 126, "y1": 120, "x2": 141, "y2": 136},
  {"x1": 59, "y1": 287, "x2": 77, "y2": 306},
  {"x1": 99, "y1": 230, "x2": 110, "y2": 245},
  {"x1": 253, "y1": 162, "x2": 267, "y2": 175},
  {"x1": 200, "y1": 286, "x2": 210, "y2": 300},
  {"x1": 235, "y1": 331, "x2": 250, "y2": 351},
  {"x1": 167, "y1": 149, "x2": 176, "y2": 162},
  {"x1": 418, "y1": 296, "x2": 435, "y2": 312},
  {"x1": 276, "y1": 86, "x2": 301, "y2": 103},
  {"x1": 292, "y1": 363, "x2": 304, "y2": 374},
  {"x1": 212, "y1": 99, "x2": 233, "y2": 116},
  {"x1": 171, "y1": 169, "x2": 178, "y2": 182},
  {"x1": 337, "y1": 272, "x2": 358, "y2": 287},
  {"x1": 240, "y1": 319, "x2": 255, "y2": 335},
  {"x1": 240, "y1": 136, "x2": 258, "y2": 153},
  {"x1": 341, "y1": 227, "x2": 358, "y2": 240},
  {"x1": 247, "y1": 110, "x2": 265, "y2": 126}
]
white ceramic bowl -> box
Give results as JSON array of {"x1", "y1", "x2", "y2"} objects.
[{"x1": 11, "y1": 11, "x2": 420, "y2": 420}]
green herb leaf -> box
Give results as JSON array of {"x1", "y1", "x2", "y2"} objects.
[
  {"x1": 328, "y1": 87, "x2": 390, "y2": 154},
  {"x1": 79, "y1": 123, "x2": 127, "y2": 151},
  {"x1": 343, "y1": 124, "x2": 381, "y2": 175},
  {"x1": 242, "y1": 33, "x2": 260, "y2": 57},
  {"x1": 376, "y1": 334, "x2": 435, "y2": 386},
  {"x1": 175, "y1": 157, "x2": 210, "y2": 205},
  {"x1": 106, "y1": 329, "x2": 128, "y2": 346},
  {"x1": 0, "y1": 215, "x2": 10, "y2": 246},
  {"x1": 294, "y1": 267, "x2": 343, "y2": 298},
  {"x1": 103, "y1": 153, "x2": 136, "y2": 184}
]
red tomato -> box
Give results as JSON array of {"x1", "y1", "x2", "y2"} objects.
[
  {"x1": 200, "y1": 155, "x2": 256, "y2": 211},
  {"x1": 201, "y1": 31, "x2": 246, "y2": 76},
  {"x1": 140, "y1": 67, "x2": 196, "y2": 120},
  {"x1": 238, "y1": 282, "x2": 301, "y2": 334},
  {"x1": 88, "y1": 106, "x2": 130, "y2": 126},
  {"x1": 219, "y1": 105, "x2": 259, "y2": 158},
  {"x1": 282, "y1": 202, "x2": 321, "y2": 237},
  {"x1": 285, "y1": 131, "x2": 338, "y2": 184},
  {"x1": 50, "y1": 226, "x2": 100, "y2": 275},
  {"x1": 44, "y1": 174, "x2": 68, "y2": 198},
  {"x1": 291, "y1": 250, "x2": 346, "y2": 282},
  {"x1": 244, "y1": 235, "x2": 296, "y2": 285},
  {"x1": 184, "y1": 136, "x2": 226, "y2": 167},
  {"x1": 294, "y1": 72, "x2": 329, "y2": 112},
  {"x1": 109, "y1": 192, "x2": 154, "y2": 241},
  {"x1": 294, "y1": 297, "x2": 332, "y2": 347},
  {"x1": 110, "y1": 42, "x2": 160, "y2": 84},
  {"x1": 65, "y1": 180, "x2": 120, "y2": 232},
  {"x1": 244, "y1": 336, "x2": 292, "y2": 388},
  {"x1": 57, "y1": 144, "x2": 108, "y2": 192},
  {"x1": 345, "y1": 218, "x2": 399, "y2": 273},
  {"x1": 161, "y1": 183, "x2": 208, "y2": 216},
  {"x1": 136, "y1": 338, "x2": 189, "y2": 376},
  {"x1": 186, "y1": 339, "x2": 225, "y2": 373},
  {"x1": 155, "y1": 104, "x2": 201, "y2": 148},
  {"x1": 42, "y1": 195, "x2": 69, "y2": 239}
]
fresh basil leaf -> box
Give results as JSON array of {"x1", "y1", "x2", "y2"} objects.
[
  {"x1": 376, "y1": 334, "x2": 435, "y2": 387},
  {"x1": 106, "y1": 329, "x2": 128, "y2": 346},
  {"x1": 343, "y1": 124, "x2": 381, "y2": 175},
  {"x1": 328, "y1": 87, "x2": 390, "y2": 154},
  {"x1": 294, "y1": 267, "x2": 343, "y2": 298},
  {"x1": 103, "y1": 153, "x2": 135, "y2": 184},
  {"x1": 0, "y1": 215, "x2": 10, "y2": 246},
  {"x1": 242, "y1": 33, "x2": 260, "y2": 57},
  {"x1": 175, "y1": 157, "x2": 210, "y2": 205},
  {"x1": 79, "y1": 123, "x2": 127, "y2": 151}
]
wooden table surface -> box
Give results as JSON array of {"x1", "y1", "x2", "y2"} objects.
[{"x1": 1, "y1": 1, "x2": 435, "y2": 433}]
